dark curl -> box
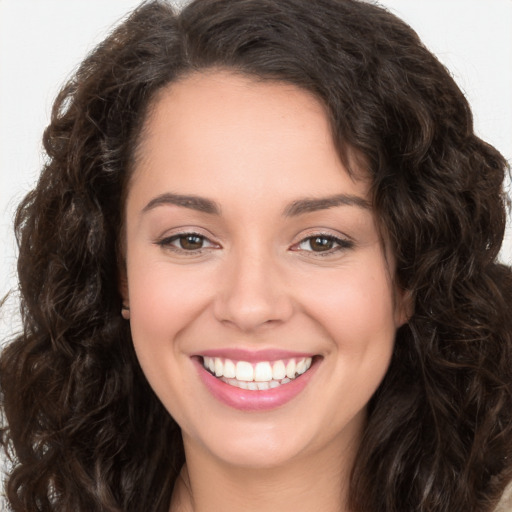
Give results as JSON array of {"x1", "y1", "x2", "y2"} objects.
[{"x1": 1, "y1": 1, "x2": 511, "y2": 511}]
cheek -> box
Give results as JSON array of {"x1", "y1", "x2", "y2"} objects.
[
  {"x1": 303, "y1": 266, "x2": 398, "y2": 342},
  {"x1": 308, "y1": 265, "x2": 397, "y2": 410},
  {"x1": 125, "y1": 260, "x2": 212, "y2": 419},
  {"x1": 126, "y1": 261, "x2": 215, "y2": 396},
  {"x1": 128, "y1": 257, "x2": 211, "y2": 334}
]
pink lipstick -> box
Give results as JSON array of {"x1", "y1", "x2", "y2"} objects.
[{"x1": 193, "y1": 351, "x2": 320, "y2": 411}]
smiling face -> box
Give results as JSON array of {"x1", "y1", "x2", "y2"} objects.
[{"x1": 122, "y1": 71, "x2": 409, "y2": 471}]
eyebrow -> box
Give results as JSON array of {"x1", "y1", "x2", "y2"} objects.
[
  {"x1": 141, "y1": 192, "x2": 370, "y2": 217},
  {"x1": 283, "y1": 194, "x2": 371, "y2": 216},
  {"x1": 142, "y1": 193, "x2": 221, "y2": 215}
]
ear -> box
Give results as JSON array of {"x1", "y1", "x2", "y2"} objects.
[
  {"x1": 394, "y1": 287, "x2": 413, "y2": 327},
  {"x1": 121, "y1": 304, "x2": 131, "y2": 320},
  {"x1": 118, "y1": 267, "x2": 130, "y2": 320}
]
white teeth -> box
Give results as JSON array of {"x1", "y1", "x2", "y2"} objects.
[
  {"x1": 254, "y1": 362, "x2": 273, "y2": 382},
  {"x1": 272, "y1": 360, "x2": 286, "y2": 380},
  {"x1": 214, "y1": 358, "x2": 223, "y2": 377},
  {"x1": 223, "y1": 358, "x2": 236, "y2": 379},
  {"x1": 286, "y1": 359, "x2": 296, "y2": 379},
  {"x1": 221, "y1": 378, "x2": 288, "y2": 390},
  {"x1": 236, "y1": 361, "x2": 254, "y2": 381},
  {"x1": 202, "y1": 356, "x2": 314, "y2": 389}
]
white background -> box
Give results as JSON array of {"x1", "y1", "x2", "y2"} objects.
[{"x1": 0, "y1": 1, "x2": 511, "y2": 343}]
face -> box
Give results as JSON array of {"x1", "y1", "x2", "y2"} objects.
[{"x1": 122, "y1": 71, "x2": 409, "y2": 470}]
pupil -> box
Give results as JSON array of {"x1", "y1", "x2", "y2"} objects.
[
  {"x1": 181, "y1": 235, "x2": 203, "y2": 250},
  {"x1": 311, "y1": 236, "x2": 333, "y2": 251}
]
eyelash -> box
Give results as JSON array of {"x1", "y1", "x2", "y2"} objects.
[
  {"x1": 291, "y1": 233, "x2": 354, "y2": 255},
  {"x1": 156, "y1": 231, "x2": 354, "y2": 256},
  {"x1": 156, "y1": 232, "x2": 218, "y2": 254}
]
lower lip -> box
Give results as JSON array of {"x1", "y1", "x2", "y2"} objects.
[{"x1": 194, "y1": 357, "x2": 319, "y2": 411}]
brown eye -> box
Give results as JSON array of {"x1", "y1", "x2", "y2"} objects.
[
  {"x1": 157, "y1": 232, "x2": 217, "y2": 252},
  {"x1": 294, "y1": 234, "x2": 353, "y2": 254},
  {"x1": 308, "y1": 236, "x2": 335, "y2": 252},
  {"x1": 178, "y1": 234, "x2": 204, "y2": 250}
]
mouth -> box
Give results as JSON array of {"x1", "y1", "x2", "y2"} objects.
[
  {"x1": 201, "y1": 355, "x2": 315, "y2": 391},
  {"x1": 193, "y1": 349, "x2": 321, "y2": 411}
]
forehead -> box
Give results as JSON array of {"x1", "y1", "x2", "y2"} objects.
[{"x1": 129, "y1": 70, "x2": 371, "y2": 207}]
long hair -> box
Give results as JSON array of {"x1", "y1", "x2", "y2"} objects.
[{"x1": 1, "y1": 1, "x2": 511, "y2": 510}]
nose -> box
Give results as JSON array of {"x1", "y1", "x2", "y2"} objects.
[{"x1": 213, "y1": 249, "x2": 294, "y2": 333}]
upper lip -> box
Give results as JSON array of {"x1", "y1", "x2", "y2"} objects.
[{"x1": 195, "y1": 348, "x2": 317, "y2": 362}]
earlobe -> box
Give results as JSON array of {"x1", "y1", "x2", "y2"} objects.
[
  {"x1": 121, "y1": 303, "x2": 131, "y2": 320},
  {"x1": 118, "y1": 268, "x2": 130, "y2": 320}
]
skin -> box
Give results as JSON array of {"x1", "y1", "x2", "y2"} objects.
[{"x1": 121, "y1": 70, "x2": 410, "y2": 512}]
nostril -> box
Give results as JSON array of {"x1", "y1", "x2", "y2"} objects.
[{"x1": 213, "y1": 295, "x2": 294, "y2": 332}]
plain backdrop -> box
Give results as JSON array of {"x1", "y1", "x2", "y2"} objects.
[{"x1": 0, "y1": 1, "x2": 511, "y2": 342}]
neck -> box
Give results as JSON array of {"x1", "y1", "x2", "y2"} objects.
[{"x1": 170, "y1": 431, "x2": 359, "y2": 512}]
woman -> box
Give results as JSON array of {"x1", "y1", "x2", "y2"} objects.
[{"x1": 1, "y1": 0, "x2": 511, "y2": 511}]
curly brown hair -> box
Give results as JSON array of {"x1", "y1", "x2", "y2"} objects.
[{"x1": 1, "y1": 1, "x2": 511, "y2": 511}]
